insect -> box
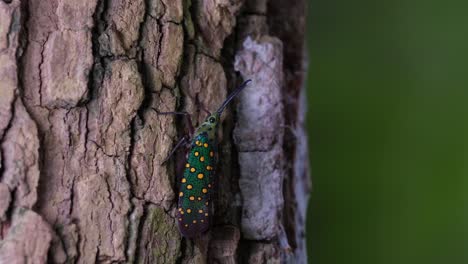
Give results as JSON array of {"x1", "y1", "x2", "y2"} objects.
[{"x1": 159, "y1": 80, "x2": 251, "y2": 238}]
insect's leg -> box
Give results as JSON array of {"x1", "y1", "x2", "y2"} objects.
[
  {"x1": 161, "y1": 135, "x2": 188, "y2": 165},
  {"x1": 152, "y1": 108, "x2": 195, "y2": 135}
]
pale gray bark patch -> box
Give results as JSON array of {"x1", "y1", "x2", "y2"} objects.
[{"x1": 234, "y1": 36, "x2": 286, "y2": 240}]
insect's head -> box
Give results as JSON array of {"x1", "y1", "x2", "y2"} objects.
[
  {"x1": 195, "y1": 79, "x2": 251, "y2": 138},
  {"x1": 206, "y1": 113, "x2": 220, "y2": 125},
  {"x1": 195, "y1": 112, "x2": 220, "y2": 139},
  {"x1": 202, "y1": 113, "x2": 221, "y2": 128}
]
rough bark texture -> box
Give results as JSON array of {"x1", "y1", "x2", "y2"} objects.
[{"x1": 0, "y1": 0, "x2": 309, "y2": 263}]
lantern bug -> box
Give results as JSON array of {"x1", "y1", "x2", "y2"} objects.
[{"x1": 156, "y1": 79, "x2": 251, "y2": 238}]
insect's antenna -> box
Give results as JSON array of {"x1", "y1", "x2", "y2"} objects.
[{"x1": 216, "y1": 79, "x2": 252, "y2": 114}]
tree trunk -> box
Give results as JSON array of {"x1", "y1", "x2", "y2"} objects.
[{"x1": 0, "y1": 0, "x2": 309, "y2": 263}]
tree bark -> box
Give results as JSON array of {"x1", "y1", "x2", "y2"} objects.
[{"x1": 0, "y1": 0, "x2": 309, "y2": 263}]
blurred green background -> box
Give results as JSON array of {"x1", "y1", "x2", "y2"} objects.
[{"x1": 306, "y1": 0, "x2": 468, "y2": 263}]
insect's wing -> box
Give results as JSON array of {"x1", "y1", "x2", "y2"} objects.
[{"x1": 176, "y1": 134, "x2": 215, "y2": 238}]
